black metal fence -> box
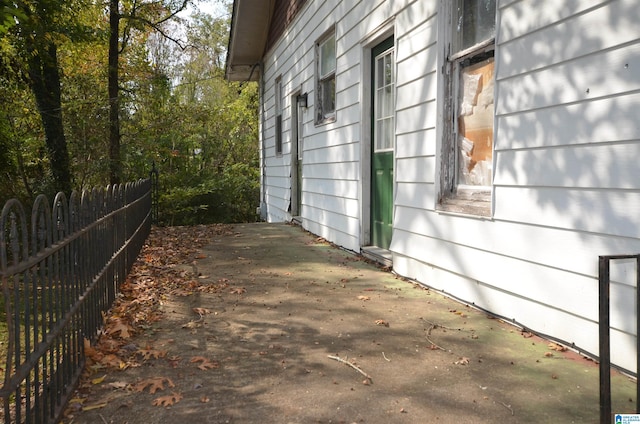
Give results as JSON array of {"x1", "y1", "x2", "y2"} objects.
[{"x1": 0, "y1": 178, "x2": 153, "y2": 424}]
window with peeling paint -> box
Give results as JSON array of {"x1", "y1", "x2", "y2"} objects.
[
  {"x1": 315, "y1": 29, "x2": 336, "y2": 125},
  {"x1": 439, "y1": 0, "x2": 496, "y2": 216}
]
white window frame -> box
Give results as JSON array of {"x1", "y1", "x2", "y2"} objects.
[
  {"x1": 437, "y1": 0, "x2": 496, "y2": 217},
  {"x1": 315, "y1": 28, "x2": 336, "y2": 125}
]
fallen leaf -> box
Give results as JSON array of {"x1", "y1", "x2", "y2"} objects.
[
  {"x1": 134, "y1": 377, "x2": 175, "y2": 394},
  {"x1": 190, "y1": 356, "x2": 219, "y2": 370},
  {"x1": 91, "y1": 375, "x2": 107, "y2": 385},
  {"x1": 106, "y1": 381, "x2": 129, "y2": 390},
  {"x1": 357, "y1": 295, "x2": 370, "y2": 301},
  {"x1": 455, "y1": 357, "x2": 470, "y2": 365},
  {"x1": 182, "y1": 321, "x2": 202, "y2": 329},
  {"x1": 100, "y1": 354, "x2": 125, "y2": 369},
  {"x1": 193, "y1": 307, "x2": 211, "y2": 316},
  {"x1": 374, "y1": 319, "x2": 389, "y2": 327},
  {"x1": 84, "y1": 338, "x2": 103, "y2": 362},
  {"x1": 230, "y1": 287, "x2": 246, "y2": 295},
  {"x1": 544, "y1": 352, "x2": 554, "y2": 358},
  {"x1": 152, "y1": 392, "x2": 183, "y2": 407},
  {"x1": 167, "y1": 355, "x2": 181, "y2": 368},
  {"x1": 548, "y1": 342, "x2": 567, "y2": 352},
  {"x1": 82, "y1": 402, "x2": 108, "y2": 411},
  {"x1": 138, "y1": 347, "x2": 167, "y2": 360},
  {"x1": 107, "y1": 319, "x2": 133, "y2": 339},
  {"x1": 200, "y1": 395, "x2": 210, "y2": 403}
]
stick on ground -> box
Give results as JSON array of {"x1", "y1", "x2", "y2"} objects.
[{"x1": 328, "y1": 355, "x2": 373, "y2": 384}]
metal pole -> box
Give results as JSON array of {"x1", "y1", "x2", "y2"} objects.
[
  {"x1": 599, "y1": 256, "x2": 611, "y2": 424},
  {"x1": 637, "y1": 256, "x2": 640, "y2": 414}
]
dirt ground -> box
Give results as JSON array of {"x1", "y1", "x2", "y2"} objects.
[{"x1": 67, "y1": 223, "x2": 636, "y2": 424}]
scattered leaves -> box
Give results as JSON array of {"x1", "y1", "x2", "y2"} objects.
[
  {"x1": 134, "y1": 377, "x2": 175, "y2": 394},
  {"x1": 190, "y1": 356, "x2": 219, "y2": 370},
  {"x1": 152, "y1": 392, "x2": 183, "y2": 407}
]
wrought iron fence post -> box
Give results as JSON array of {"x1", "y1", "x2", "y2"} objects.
[{"x1": 150, "y1": 161, "x2": 159, "y2": 225}]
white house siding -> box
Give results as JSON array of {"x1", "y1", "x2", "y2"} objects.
[
  {"x1": 258, "y1": 0, "x2": 640, "y2": 372},
  {"x1": 393, "y1": 0, "x2": 640, "y2": 372},
  {"x1": 260, "y1": 0, "x2": 423, "y2": 251}
]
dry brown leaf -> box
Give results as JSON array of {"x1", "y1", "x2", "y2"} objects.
[
  {"x1": 193, "y1": 307, "x2": 211, "y2": 316},
  {"x1": 100, "y1": 354, "x2": 125, "y2": 369},
  {"x1": 190, "y1": 356, "x2": 219, "y2": 370},
  {"x1": 374, "y1": 319, "x2": 389, "y2": 327},
  {"x1": 107, "y1": 319, "x2": 133, "y2": 339},
  {"x1": 172, "y1": 288, "x2": 193, "y2": 296},
  {"x1": 200, "y1": 395, "x2": 210, "y2": 403},
  {"x1": 182, "y1": 321, "x2": 202, "y2": 329},
  {"x1": 91, "y1": 375, "x2": 107, "y2": 385},
  {"x1": 455, "y1": 357, "x2": 470, "y2": 365},
  {"x1": 230, "y1": 287, "x2": 246, "y2": 295},
  {"x1": 152, "y1": 392, "x2": 183, "y2": 407},
  {"x1": 357, "y1": 295, "x2": 370, "y2": 301},
  {"x1": 167, "y1": 355, "x2": 181, "y2": 368},
  {"x1": 548, "y1": 342, "x2": 567, "y2": 352},
  {"x1": 134, "y1": 377, "x2": 175, "y2": 394},
  {"x1": 138, "y1": 347, "x2": 167, "y2": 360},
  {"x1": 82, "y1": 402, "x2": 108, "y2": 411},
  {"x1": 106, "y1": 381, "x2": 129, "y2": 390},
  {"x1": 84, "y1": 338, "x2": 103, "y2": 361}
]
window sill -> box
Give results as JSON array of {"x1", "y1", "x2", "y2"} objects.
[
  {"x1": 315, "y1": 115, "x2": 336, "y2": 126},
  {"x1": 438, "y1": 189, "x2": 492, "y2": 218}
]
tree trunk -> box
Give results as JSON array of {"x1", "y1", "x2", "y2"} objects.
[
  {"x1": 108, "y1": 0, "x2": 121, "y2": 185},
  {"x1": 27, "y1": 40, "x2": 72, "y2": 194}
]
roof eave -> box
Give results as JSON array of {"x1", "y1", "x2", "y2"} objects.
[{"x1": 225, "y1": 0, "x2": 275, "y2": 81}]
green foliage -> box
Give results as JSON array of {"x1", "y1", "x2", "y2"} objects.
[{"x1": 1, "y1": 0, "x2": 260, "y2": 225}]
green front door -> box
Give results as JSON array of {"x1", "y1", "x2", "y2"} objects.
[{"x1": 371, "y1": 36, "x2": 394, "y2": 249}]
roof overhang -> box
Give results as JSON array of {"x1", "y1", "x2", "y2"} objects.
[{"x1": 225, "y1": 0, "x2": 275, "y2": 81}]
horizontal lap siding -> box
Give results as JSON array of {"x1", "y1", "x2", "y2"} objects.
[
  {"x1": 262, "y1": 0, "x2": 416, "y2": 248},
  {"x1": 393, "y1": 0, "x2": 640, "y2": 373},
  {"x1": 493, "y1": 0, "x2": 638, "y2": 371},
  {"x1": 392, "y1": 6, "x2": 439, "y2": 265}
]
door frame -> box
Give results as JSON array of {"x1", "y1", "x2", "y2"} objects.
[
  {"x1": 290, "y1": 90, "x2": 304, "y2": 220},
  {"x1": 360, "y1": 20, "x2": 395, "y2": 247}
]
